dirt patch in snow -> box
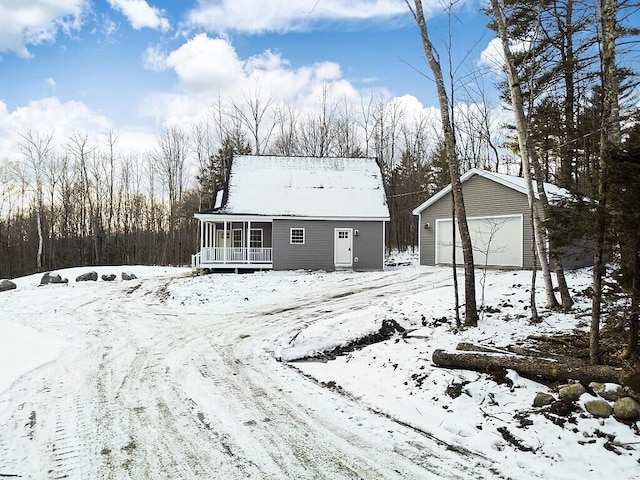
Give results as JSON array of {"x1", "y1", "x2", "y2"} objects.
[{"x1": 296, "y1": 319, "x2": 407, "y2": 362}]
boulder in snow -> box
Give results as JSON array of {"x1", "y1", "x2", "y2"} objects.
[
  {"x1": 613, "y1": 397, "x2": 640, "y2": 421},
  {"x1": 590, "y1": 382, "x2": 624, "y2": 402},
  {"x1": 532, "y1": 392, "x2": 555, "y2": 407},
  {"x1": 121, "y1": 272, "x2": 137, "y2": 281},
  {"x1": 40, "y1": 272, "x2": 68, "y2": 285},
  {"x1": 101, "y1": 274, "x2": 116, "y2": 282},
  {"x1": 584, "y1": 399, "x2": 613, "y2": 418},
  {"x1": 558, "y1": 383, "x2": 586, "y2": 402},
  {"x1": 76, "y1": 271, "x2": 98, "y2": 282},
  {"x1": 0, "y1": 279, "x2": 17, "y2": 292}
]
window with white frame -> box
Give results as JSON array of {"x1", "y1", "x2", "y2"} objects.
[
  {"x1": 249, "y1": 229, "x2": 263, "y2": 248},
  {"x1": 232, "y1": 229, "x2": 243, "y2": 248},
  {"x1": 290, "y1": 228, "x2": 305, "y2": 244}
]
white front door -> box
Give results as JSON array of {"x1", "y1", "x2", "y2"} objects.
[
  {"x1": 334, "y1": 228, "x2": 353, "y2": 267},
  {"x1": 217, "y1": 230, "x2": 230, "y2": 247}
]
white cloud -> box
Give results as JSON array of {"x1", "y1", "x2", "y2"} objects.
[
  {"x1": 0, "y1": 97, "x2": 113, "y2": 161},
  {"x1": 164, "y1": 34, "x2": 244, "y2": 92},
  {"x1": 142, "y1": 44, "x2": 168, "y2": 72},
  {"x1": 101, "y1": 14, "x2": 118, "y2": 38},
  {"x1": 45, "y1": 77, "x2": 56, "y2": 92},
  {"x1": 478, "y1": 35, "x2": 535, "y2": 77},
  {"x1": 139, "y1": 34, "x2": 365, "y2": 126},
  {"x1": 478, "y1": 37, "x2": 505, "y2": 75},
  {"x1": 0, "y1": 0, "x2": 86, "y2": 57},
  {"x1": 186, "y1": 0, "x2": 410, "y2": 33},
  {"x1": 107, "y1": 0, "x2": 170, "y2": 31}
]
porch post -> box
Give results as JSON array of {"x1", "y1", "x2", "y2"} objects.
[
  {"x1": 211, "y1": 223, "x2": 216, "y2": 261},
  {"x1": 247, "y1": 220, "x2": 252, "y2": 263},
  {"x1": 200, "y1": 220, "x2": 204, "y2": 252},
  {"x1": 223, "y1": 220, "x2": 228, "y2": 263}
]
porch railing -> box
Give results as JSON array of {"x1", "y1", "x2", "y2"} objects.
[
  {"x1": 198, "y1": 247, "x2": 272, "y2": 264},
  {"x1": 192, "y1": 251, "x2": 202, "y2": 269}
]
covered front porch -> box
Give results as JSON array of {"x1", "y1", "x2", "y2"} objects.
[{"x1": 192, "y1": 214, "x2": 273, "y2": 270}]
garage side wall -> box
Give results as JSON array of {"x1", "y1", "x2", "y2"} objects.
[
  {"x1": 273, "y1": 219, "x2": 384, "y2": 271},
  {"x1": 418, "y1": 175, "x2": 534, "y2": 268}
]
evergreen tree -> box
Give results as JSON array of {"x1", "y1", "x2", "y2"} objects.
[
  {"x1": 609, "y1": 121, "x2": 640, "y2": 359},
  {"x1": 197, "y1": 131, "x2": 251, "y2": 211}
]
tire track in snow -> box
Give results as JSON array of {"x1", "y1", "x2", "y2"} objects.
[{"x1": 0, "y1": 268, "x2": 491, "y2": 479}]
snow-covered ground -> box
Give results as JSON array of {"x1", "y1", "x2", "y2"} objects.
[{"x1": 0, "y1": 259, "x2": 638, "y2": 479}]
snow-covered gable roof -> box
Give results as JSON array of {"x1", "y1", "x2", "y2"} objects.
[
  {"x1": 412, "y1": 168, "x2": 572, "y2": 215},
  {"x1": 218, "y1": 155, "x2": 389, "y2": 219}
]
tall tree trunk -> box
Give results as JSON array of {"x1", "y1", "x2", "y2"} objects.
[
  {"x1": 36, "y1": 201, "x2": 43, "y2": 271},
  {"x1": 406, "y1": 0, "x2": 478, "y2": 326},
  {"x1": 452, "y1": 196, "x2": 461, "y2": 327},
  {"x1": 530, "y1": 202, "x2": 539, "y2": 323},
  {"x1": 591, "y1": 0, "x2": 620, "y2": 365},
  {"x1": 530, "y1": 158, "x2": 574, "y2": 311},
  {"x1": 560, "y1": 0, "x2": 576, "y2": 189},
  {"x1": 489, "y1": 0, "x2": 559, "y2": 310}
]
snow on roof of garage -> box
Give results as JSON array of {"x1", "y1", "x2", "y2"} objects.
[
  {"x1": 412, "y1": 168, "x2": 572, "y2": 215},
  {"x1": 216, "y1": 155, "x2": 389, "y2": 219}
]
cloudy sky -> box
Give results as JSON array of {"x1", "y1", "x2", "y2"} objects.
[{"x1": 0, "y1": 0, "x2": 497, "y2": 156}]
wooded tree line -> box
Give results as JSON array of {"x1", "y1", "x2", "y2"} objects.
[
  {"x1": 0, "y1": 128, "x2": 200, "y2": 279},
  {"x1": 1, "y1": 86, "x2": 512, "y2": 279}
]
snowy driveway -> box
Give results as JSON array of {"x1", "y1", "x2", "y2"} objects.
[{"x1": 0, "y1": 266, "x2": 494, "y2": 479}]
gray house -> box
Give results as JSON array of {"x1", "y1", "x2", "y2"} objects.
[
  {"x1": 192, "y1": 155, "x2": 390, "y2": 272},
  {"x1": 412, "y1": 168, "x2": 588, "y2": 270}
]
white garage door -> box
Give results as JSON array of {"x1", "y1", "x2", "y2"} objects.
[{"x1": 435, "y1": 214, "x2": 523, "y2": 268}]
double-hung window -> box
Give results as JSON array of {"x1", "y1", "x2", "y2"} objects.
[
  {"x1": 232, "y1": 229, "x2": 243, "y2": 248},
  {"x1": 249, "y1": 229, "x2": 263, "y2": 248},
  {"x1": 290, "y1": 228, "x2": 305, "y2": 245}
]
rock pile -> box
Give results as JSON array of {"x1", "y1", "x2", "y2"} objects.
[{"x1": 534, "y1": 381, "x2": 640, "y2": 422}]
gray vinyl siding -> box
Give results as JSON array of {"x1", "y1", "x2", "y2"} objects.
[
  {"x1": 273, "y1": 219, "x2": 384, "y2": 271},
  {"x1": 418, "y1": 175, "x2": 536, "y2": 269}
]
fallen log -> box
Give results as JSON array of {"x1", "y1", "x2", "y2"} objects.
[
  {"x1": 455, "y1": 342, "x2": 583, "y2": 365},
  {"x1": 432, "y1": 349, "x2": 622, "y2": 384}
]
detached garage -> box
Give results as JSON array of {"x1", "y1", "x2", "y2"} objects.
[{"x1": 412, "y1": 168, "x2": 571, "y2": 270}]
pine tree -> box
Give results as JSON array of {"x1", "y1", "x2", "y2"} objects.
[{"x1": 197, "y1": 132, "x2": 251, "y2": 211}]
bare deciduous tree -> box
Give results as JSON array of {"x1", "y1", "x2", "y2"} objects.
[
  {"x1": 18, "y1": 130, "x2": 54, "y2": 271},
  {"x1": 488, "y1": 0, "x2": 561, "y2": 310},
  {"x1": 232, "y1": 86, "x2": 279, "y2": 155},
  {"x1": 406, "y1": 0, "x2": 479, "y2": 326}
]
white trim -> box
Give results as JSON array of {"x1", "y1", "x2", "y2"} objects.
[
  {"x1": 412, "y1": 168, "x2": 572, "y2": 215},
  {"x1": 273, "y1": 216, "x2": 389, "y2": 222},
  {"x1": 334, "y1": 228, "x2": 353, "y2": 267},
  {"x1": 195, "y1": 213, "x2": 389, "y2": 222},
  {"x1": 382, "y1": 220, "x2": 386, "y2": 262},
  {"x1": 416, "y1": 213, "x2": 421, "y2": 262},
  {"x1": 290, "y1": 228, "x2": 305, "y2": 245},
  {"x1": 246, "y1": 220, "x2": 251, "y2": 262},
  {"x1": 434, "y1": 218, "x2": 447, "y2": 265}
]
